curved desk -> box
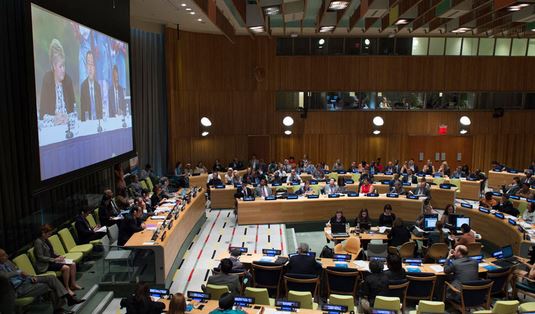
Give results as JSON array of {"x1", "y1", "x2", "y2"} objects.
[
  {"x1": 455, "y1": 205, "x2": 528, "y2": 254},
  {"x1": 488, "y1": 171, "x2": 526, "y2": 189},
  {"x1": 124, "y1": 191, "x2": 205, "y2": 285},
  {"x1": 236, "y1": 194, "x2": 424, "y2": 225}
]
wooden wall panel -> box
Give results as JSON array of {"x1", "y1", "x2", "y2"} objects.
[{"x1": 164, "y1": 29, "x2": 535, "y2": 173}]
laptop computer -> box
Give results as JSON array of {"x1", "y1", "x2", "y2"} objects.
[
  {"x1": 492, "y1": 245, "x2": 519, "y2": 268},
  {"x1": 423, "y1": 215, "x2": 438, "y2": 231},
  {"x1": 331, "y1": 222, "x2": 349, "y2": 238}
]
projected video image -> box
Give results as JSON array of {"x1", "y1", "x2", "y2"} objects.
[{"x1": 32, "y1": 4, "x2": 133, "y2": 180}]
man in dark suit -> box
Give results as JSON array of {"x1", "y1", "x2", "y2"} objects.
[
  {"x1": 118, "y1": 206, "x2": 145, "y2": 246},
  {"x1": 228, "y1": 157, "x2": 244, "y2": 170},
  {"x1": 234, "y1": 185, "x2": 253, "y2": 198},
  {"x1": 287, "y1": 243, "x2": 321, "y2": 275},
  {"x1": 411, "y1": 181, "x2": 431, "y2": 198},
  {"x1": 403, "y1": 169, "x2": 418, "y2": 184},
  {"x1": 255, "y1": 179, "x2": 272, "y2": 197},
  {"x1": 74, "y1": 208, "x2": 106, "y2": 244},
  {"x1": 107, "y1": 65, "x2": 126, "y2": 117},
  {"x1": 444, "y1": 245, "x2": 479, "y2": 291},
  {"x1": 80, "y1": 51, "x2": 103, "y2": 121},
  {"x1": 205, "y1": 258, "x2": 241, "y2": 295},
  {"x1": 39, "y1": 38, "x2": 75, "y2": 122},
  {"x1": 98, "y1": 189, "x2": 120, "y2": 227}
]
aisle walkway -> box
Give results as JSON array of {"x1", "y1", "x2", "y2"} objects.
[{"x1": 169, "y1": 208, "x2": 287, "y2": 293}]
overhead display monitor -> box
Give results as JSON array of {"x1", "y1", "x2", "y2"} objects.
[{"x1": 31, "y1": 4, "x2": 133, "y2": 181}]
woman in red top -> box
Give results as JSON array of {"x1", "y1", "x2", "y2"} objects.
[{"x1": 360, "y1": 177, "x2": 375, "y2": 194}]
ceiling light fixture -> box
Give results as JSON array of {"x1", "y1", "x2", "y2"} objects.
[
  {"x1": 372, "y1": 116, "x2": 384, "y2": 127},
  {"x1": 181, "y1": 3, "x2": 187, "y2": 7},
  {"x1": 185, "y1": 7, "x2": 192, "y2": 11},
  {"x1": 318, "y1": 38, "x2": 325, "y2": 45},
  {"x1": 373, "y1": 130, "x2": 381, "y2": 135},
  {"x1": 364, "y1": 38, "x2": 371, "y2": 46},
  {"x1": 508, "y1": 3, "x2": 530, "y2": 11},
  {"x1": 460, "y1": 129, "x2": 468, "y2": 135},
  {"x1": 197, "y1": 18, "x2": 202, "y2": 22},
  {"x1": 395, "y1": 19, "x2": 408, "y2": 25},
  {"x1": 201, "y1": 131, "x2": 209, "y2": 137},
  {"x1": 328, "y1": 1, "x2": 350, "y2": 10},
  {"x1": 190, "y1": 11, "x2": 195, "y2": 15},
  {"x1": 284, "y1": 130, "x2": 292, "y2": 135}
]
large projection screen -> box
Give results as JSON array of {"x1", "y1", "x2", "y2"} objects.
[{"x1": 31, "y1": 4, "x2": 133, "y2": 181}]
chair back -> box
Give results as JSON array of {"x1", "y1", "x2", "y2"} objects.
[
  {"x1": 334, "y1": 243, "x2": 345, "y2": 254},
  {"x1": 244, "y1": 287, "x2": 270, "y2": 306},
  {"x1": 86, "y1": 214, "x2": 97, "y2": 228},
  {"x1": 107, "y1": 224, "x2": 119, "y2": 244},
  {"x1": 367, "y1": 243, "x2": 388, "y2": 259},
  {"x1": 407, "y1": 273, "x2": 437, "y2": 300},
  {"x1": 325, "y1": 267, "x2": 360, "y2": 295},
  {"x1": 398, "y1": 241, "x2": 416, "y2": 258},
  {"x1": 139, "y1": 180, "x2": 148, "y2": 191},
  {"x1": 519, "y1": 301, "x2": 535, "y2": 313},
  {"x1": 284, "y1": 274, "x2": 319, "y2": 297},
  {"x1": 328, "y1": 294, "x2": 354, "y2": 311},
  {"x1": 12, "y1": 254, "x2": 37, "y2": 276},
  {"x1": 387, "y1": 279, "x2": 409, "y2": 308},
  {"x1": 344, "y1": 237, "x2": 361, "y2": 254},
  {"x1": 467, "y1": 242, "x2": 482, "y2": 256},
  {"x1": 491, "y1": 300, "x2": 519, "y2": 314},
  {"x1": 58, "y1": 228, "x2": 77, "y2": 252},
  {"x1": 145, "y1": 178, "x2": 154, "y2": 191},
  {"x1": 70, "y1": 222, "x2": 78, "y2": 240},
  {"x1": 48, "y1": 235, "x2": 67, "y2": 255},
  {"x1": 251, "y1": 262, "x2": 283, "y2": 296},
  {"x1": 288, "y1": 290, "x2": 313, "y2": 309},
  {"x1": 100, "y1": 235, "x2": 111, "y2": 255},
  {"x1": 460, "y1": 279, "x2": 493, "y2": 309},
  {"x1": 373, "y1": 296, "x2": 401, "y2": 311},
  {"x1": 426, "y1": 243, "x2": 449, "y2": 261},
  {"x1": 93, "y1": 208, "x2": 100, "y2": 225},
  {"x1": 206, "y1": 284, "x2": 229, "y2": 300},
  {"x1": 27, "y1": 248, "x2": 36, "y2": 266},
  {"x1": 416, "y1": 300, "x2": 445, "y2": 314},
  {"x1": 487, "y1": 267, "x2": 512, "y2": 296}
]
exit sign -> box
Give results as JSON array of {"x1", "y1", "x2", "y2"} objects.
[{"x1": 438, "y1": 124, "x2": 448, "y2": 135}]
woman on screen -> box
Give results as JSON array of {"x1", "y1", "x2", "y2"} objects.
[{"x1": 39, "y1": 38, "x2": 75, "y2": 124}]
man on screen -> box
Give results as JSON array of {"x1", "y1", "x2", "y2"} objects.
[
  {"x1": 80, "y1": 51, "x2": 103, "y2": 121},
  {"x1": 39, "y1": 38, "x2": 75, "y2": 124},
  {"x1": 108, "y1": 65, "x2": 126, "y2": 117}
]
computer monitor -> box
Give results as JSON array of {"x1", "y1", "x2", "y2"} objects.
[
  {"x1": 423, "y1": 216, "x2": 438, "y2": 231},
  {"x1": 456, "y1": 217, "x2": 470, "y2": 229},
  {"x1": 149, "y1": 288, "x2": 169, "y2": 299},
  {"x1": 234, "y1": 296, "x2": 254, "y2": 307},
  {"x1": 501, "y1": 245, "x2": 513, "y2": 259},
  {"x1": 331, "y1": 222, "x2": 346, "y2": 234}
]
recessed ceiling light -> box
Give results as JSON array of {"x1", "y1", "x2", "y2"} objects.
[
  {"x1": 181, "y1": 3, "x2": 187, "y2": 7},
  {"x1": 185, "y1": 7, "x2": 192, "y2": 11},
  {"x1": 329, "y1": 1, "x2": 350, "y2": 10},
  {"x1": 318, "y1": 38, "x2": 325, "y2": 45},
  {"x1": 319, "y1": 26, "x2": 335, "y2": 33},
  {"x1": 373, "y1": 130, "x2": 381, "y2": 135},
  {"x1": 282, "y1": 116, "x2": 294, "y2": 126},
  {"x1": 197, "y1": 18, "x2": 202, "y2": 22},
  {"x1": 460, "y1": 129, "x2": 468, "y2": 135},
  {"x1": 263, "y1": 6, "x2": 280, "y2": 16},
  {"x1": 395, "y1": 19, "x2": 408, "y2": 25},
  {"x1": 200, "y1": 117, "x2": 212, "y2": 127},
  {"x1": 459, "y1": 116, "x2": 471, "y2": 126},
  {"x1": 284, "y1": 130, "x2": 292, "y2": 135},
  {"x1": 372, "y1": 116, "x2": 384, "y2": 126},
  {"x1": 201, "y1": 131, "x2": 209, "y2": 137},
  {"x1": 364, "y1": 38, "x2": 371, "y2": 45},
  {"x1": 190, "y1": 11, "x2": 195, "y2": 15},
  {"x1": 249, "y1": 26, "x2": 265, "y2": 33},
  {"x1": 452, "y1": 27, "x2": 471, "y2": 33}
]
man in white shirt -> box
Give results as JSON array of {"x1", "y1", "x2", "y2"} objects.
[
  {"x1": 323, "y1": 179, "x2": 339, "y2": 194},
  {"x1": 523, "y1": 203, "x2": 535, "y2": 223},
  {"x1": 286, "y1": 169, "x2": 302, "y2": 184}
]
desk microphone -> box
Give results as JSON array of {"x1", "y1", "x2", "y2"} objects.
[
  {"x1": 97, "y1": 119, "x2": 103, "y2": 133},
  {"x1": 65, "y1": 123, "x2": 73, "y2": 139}
]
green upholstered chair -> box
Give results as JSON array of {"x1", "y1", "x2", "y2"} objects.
[
  {"x1": 12, "y1": 254, "x2": 56, "y2": 277},
  {"x1": 58, "y1": 228, "x2": 93, "y2": 256},
  {"x1": 244, "y1": 287, "x2": 274, "y2": 306},
  {"x1": 288, "y1": 291, "x2": 318, "y2": 310},
  {"x1": 48, "y1": 234, "x2": 83, "y2": 263},
  {"x1": 206, "y1": 284, "x2": 230, "y2": 300},
  {"x1": 473, "y1": 300, "x2": 519, "y2": 314},
  {"x1": 408, "y1": 300, "x2": 445, "y2": 314}
]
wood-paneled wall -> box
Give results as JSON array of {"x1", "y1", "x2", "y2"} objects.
[{"x1": 164, "y1": 28, "x2": 535, "y2": 172}]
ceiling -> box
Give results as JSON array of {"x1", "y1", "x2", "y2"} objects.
[{"x1": 131, "y1": 0, "x2": 535, "y2": 39}]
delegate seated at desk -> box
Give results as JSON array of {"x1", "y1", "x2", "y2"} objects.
[
  {"x1": 99, "y1": 189, "x2": 120, "y2": 227},
  {"x1": 323, "y1": 179, "x2": 340, "y2": 194},
  {"x1": 410, "y1": 181, "x2": 430, "y2": 198},
  {"x1": 287, "y1": 243, "x2": 322, "y2": 276},
  {"x1": 118, "y1": 205, "x2": 145, "y2": 246},
  {"x1": 255, "y1": 179, "x2": 272, "y2": 197},
  {"x1": 403, "y1": 169, "x2": 418, "y2": 184},
  {"x1": 295, "y1": 181, "x2": 316, "y2": 196},
  {"x1": 444, "y1": 245, "x2": 479, "y2": 292},
  {"x1": 205, "y1": 259, "x2": 241, "y2": 296},
  {"x1": 75, "y1": 208, "x2": 106, "y2": 245},
  {"x1": 493, "y1": 194, "x2": 519, "y2": 217},
  {"x1": 286, "y1": 169, "x2": 301, "y2": 184}
]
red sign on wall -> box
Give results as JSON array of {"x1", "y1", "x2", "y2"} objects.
[{"x1": 438, "y1": 124, "x2": 448, "y2": 135}]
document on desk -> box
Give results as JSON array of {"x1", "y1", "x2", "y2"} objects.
[
  {"x1": 354, "y1": 260, "x2": 388, "y2": 271},
  {"x1": 429, "y1": 265, "x2": 443, "y2": 273},
  {"x1": 151, "y1": 216, "x2": 167, "y2": 220},
  {"x1": 95, "y1": 226, "x2": 107, "y2": 233}
]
